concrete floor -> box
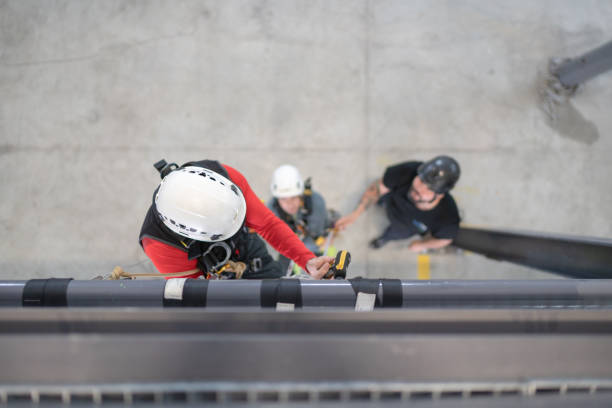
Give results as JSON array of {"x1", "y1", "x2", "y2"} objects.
[{"x1": 1, "y1": 1, "x2": 611, "y2": 280}]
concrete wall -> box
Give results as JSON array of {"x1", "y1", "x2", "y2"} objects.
[{"x1": 1, "y1": 0, "x2": 611, "y2": 279}]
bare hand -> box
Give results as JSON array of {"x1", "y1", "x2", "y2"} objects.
[
  {"x1": 408, "y1": 240, "x2": 427, "y2": 253},
  {"x1": 335, "y1": 212, "x2": 358, "y2": 231},
  {"x1": 305, "y1": 255, "x2": 335, "y2": 279}
]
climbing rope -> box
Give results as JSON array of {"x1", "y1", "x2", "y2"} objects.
[
  {"x1": 107, "y1": 261, "x2": 247, "y2": 280},
  {"x1": 108, "y1": 266, "x2": 200, "y2": 280}
]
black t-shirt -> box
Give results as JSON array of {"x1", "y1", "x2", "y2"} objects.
[{"x1": 382, "y1": 161, "x2": 460, "y2": 239}]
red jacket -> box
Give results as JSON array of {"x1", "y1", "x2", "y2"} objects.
[{"x1": 142, "y1": 164, "x2": 315, "y2": 278}]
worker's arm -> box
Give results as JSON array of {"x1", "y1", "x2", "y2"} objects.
[
  {"x1": 407, "y1": 237, "x2": 452, "y2": 252},
  {"x1": 141, "y1": 238, "x2": 203, "y2": 279},
  {"x1": 335, "y1": 178, "x2": 390, "y2": 230},
  {"x1": 224, "y1": 164, "x2": 333, "y2": 279}
]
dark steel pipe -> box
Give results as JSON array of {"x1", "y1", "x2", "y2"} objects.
[
  {"x1": 453, "y1": 227, "x2": 612, "y2": 278},
  {"x1": 553, "y1": 40, "x2": 612, "y2": 88},
  {"x1": 0, "y1": 281, "x2": 26, "y2": 306},
  {"x1": 2, "y1": 279, "x2": 612, "y2": 309}
]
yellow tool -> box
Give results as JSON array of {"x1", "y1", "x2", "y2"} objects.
[{"x1": 324, "y1": 250, "x2": 351, "y2": 280}]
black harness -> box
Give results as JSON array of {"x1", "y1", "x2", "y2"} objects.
[{"x1": 139, "y1": 159, "x2": 250, "y2": 277}]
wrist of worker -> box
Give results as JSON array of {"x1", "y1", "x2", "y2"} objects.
[
  {"x1": 304, "y1": 257, "x2": 319, "y2": 277},
  {"x1": 300, "y1": 252, "x2": 318, "y2": 274},
  {"x1": 355, "y1": 203, "x2": 367, "y2": 215}
]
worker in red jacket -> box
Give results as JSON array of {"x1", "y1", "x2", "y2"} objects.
[{"x1": 139, "y1": 159, "x2": 334, "y2": 279}]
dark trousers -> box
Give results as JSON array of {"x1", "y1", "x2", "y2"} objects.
[
  {"x1": 276, "y1": 241, "x2": 322, "y2": 275},
  {"x1": 241, "y1": 233, "x2": 284, "y2": 279},
  {"x1": 378, "y1": 223, "x2": 418, "y2": 242},
  {"x1": 378, "y1": 193, "x2": 419, "y2": 243},
  {"x1": 277, "y1": 255, "x2": 293, "y2": 275}
]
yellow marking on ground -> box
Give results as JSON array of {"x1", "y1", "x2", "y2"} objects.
[{"x1": 417, "y1": 254, "x2": 431, "y2": 280}]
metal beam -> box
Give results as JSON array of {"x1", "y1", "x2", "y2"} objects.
[
  {"x1": 0, "y1": 309, "x2": 611, "y2": 385},
  {"x1": 453, "y1": 227, "x2": 612, "y2": 278}
]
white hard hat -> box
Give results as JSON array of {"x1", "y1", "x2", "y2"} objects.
[
  {"x1": 270, "y1": 164, "x2": 304, "y2": 198},
  {"x1": 155, "y1": 166, "x2": 247, "y2": 242}
]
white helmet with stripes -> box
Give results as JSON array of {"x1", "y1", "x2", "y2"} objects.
[{"x1": 155, "y1": 166, "x2": 247, "y2": 242}]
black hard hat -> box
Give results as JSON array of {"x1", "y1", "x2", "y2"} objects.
[{"x1": 417, "y1": 156, "x2": 460, "y2": 194}]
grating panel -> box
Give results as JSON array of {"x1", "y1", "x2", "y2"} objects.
[{"x1": 1, "y1": 380, "x2": 611, "y2": 405}]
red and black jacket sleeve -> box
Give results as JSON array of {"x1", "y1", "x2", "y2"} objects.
[{"x1": 142, "y1": 164, "x2": 315, "y2": 277}]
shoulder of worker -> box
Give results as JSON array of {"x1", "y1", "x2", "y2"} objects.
[
  {"x1": 384, "y1": 160, "x2": 421, "y2": 174},
  {"x1": 438, "y1": 192, "x2": 460, "y2": 221},
  {"x1": 383, "y1": 161, "x2": 421, "y2": 188},
  {"x1": 310, "y1": 190, "x2": 326, "y2": 205}
]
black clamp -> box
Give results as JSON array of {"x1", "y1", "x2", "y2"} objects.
[
  {"x1": 153, "y1": 159, "x2": 179, "y2": 179},
  {"x1": 250, "y1": 257, "x2": 263, "y2": 272},
  {"x1": 349, "y1": 278, "x2": 381, "y2": 308},
  {"x1": 163, "y1": 279, "x2": 209, "y2": 307},
  {"x1": 260, "y1": 279, "x2": 303, "y2": 308},
  {"x1": 347, "y1": 278, "x2": 403, "y2": 308},
  {"x1": 22, "y1": 278, "x2": 73, "y2": 307},
  {"x1": 381, "y1": 279, "x2": 403, "y2": 308}
]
